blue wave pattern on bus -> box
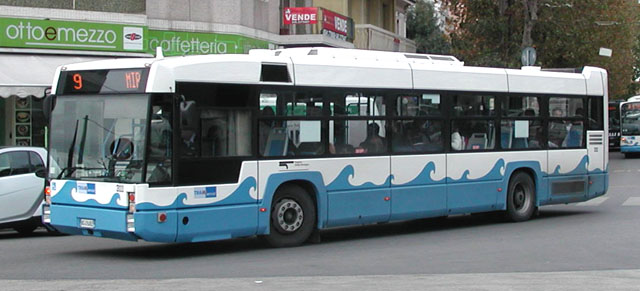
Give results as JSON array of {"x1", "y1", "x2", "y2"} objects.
[
  {"x1": 622, "y1": 136, "x2": 640, "y2": 145},
  {"x1": 326, "y1": 165, "x2": 392, "y2": 190},
  {"x1": 392, "y1": 161, "x2": 443, "y2": 186},
  {"x1": 136, "y1": 177, "x2": 257, "y2": 210},
  {"x1": 552, "y1": 155, "x2": 589, "y2": 175},
  {"x1": 51, "y1": 180, "x2": 124, "y2": 208},
  {"x1": 447, "y1": 159, "x2": 506, "y2": 183},
  {"x1": 55, "y1": 155, "x2": 595, "y2": 209},
  {"x1": 620, "y1": 136, "x2": 640, "y2": 152}
]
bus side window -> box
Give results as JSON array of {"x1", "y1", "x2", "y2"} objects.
[
  {"x1": 146, "y1": 95, "x2": 173, "y2": 184},
  {"x1": 588, "y1": 97, "x2": 604, "y2": 130}
]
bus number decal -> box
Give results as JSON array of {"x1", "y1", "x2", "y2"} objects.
[{"x1": 72, "y1": 73, "x2": 83, "y2": 90}]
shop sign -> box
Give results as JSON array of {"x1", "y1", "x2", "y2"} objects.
[
  {"x1": 0, "y1": 17, "x2": 146, "y2": 52},
  {"x1": 321, "y1": 9, "x2": 349, "y2": 36},
  {"x1": 148, "y1": 30, "x2": 272, "y2": 56},
  {"x1": 283, "y1": 7, "x2": 318, "y2": 25}
]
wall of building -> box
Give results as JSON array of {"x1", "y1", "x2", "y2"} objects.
[
  {"x1": 349, "y1": 0, "x2": 367, "y2": 25},
  {"x1": 147, "y1": 0, "x2": 280, "y2": 34},
  {"x1": 312, "y1": 0, "x2": 348, "y2": 15},
  {"x1": 0, "y1": 0, "x2": 145, "y2": 13}
]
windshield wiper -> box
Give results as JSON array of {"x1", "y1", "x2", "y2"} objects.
[
  {"x1": 65, "y1": 119, "x2": 80, "y2": 177},
  {"x1": 63, "y1": 116, "x2": 89, "y2": 179}
]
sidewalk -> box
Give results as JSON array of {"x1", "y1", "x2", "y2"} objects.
[{"x1": 3, "y1": 269, "x2": 640, "y2": 291}]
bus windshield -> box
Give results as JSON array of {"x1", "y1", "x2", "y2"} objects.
[
  {"x1": 621, "y1": 103, "x2": 640, "y2": 136},
  {"x1": 49, "y1": 94, "x2": 149, "y2": 183}
]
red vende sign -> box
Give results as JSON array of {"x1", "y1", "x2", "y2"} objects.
[
  {"x1": 322, "y1": 9, "x2": 349, "y2": 36},
  {"x1": 283, "y1": 7, "x2": 318, "y2": 25}
]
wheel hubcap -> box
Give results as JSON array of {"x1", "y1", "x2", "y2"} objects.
[
  {"x1": 275, "y1": 199, "x2": 304, "y2": 233},
  {"x1": 514, "y1": 184, "x2": 527, "y2": 211}
]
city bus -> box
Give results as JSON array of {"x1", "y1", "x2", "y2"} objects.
[
  {"x1": 43, "y1": 47, "x2": 609, "y2": 247},
  {"x1": 608, "y1": 100, "x2": 622, "y2": 150},
  {"x1": 620, "y1": 95, "x2": 640, "y2": 157}
]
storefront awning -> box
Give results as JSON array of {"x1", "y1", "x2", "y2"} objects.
[{"x1": 0, "y1": 54, "x2": 105, "y2": 98}]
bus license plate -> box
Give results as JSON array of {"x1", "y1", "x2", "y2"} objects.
[{"x1": 80, "y1": 218, "x2": 95, "y2": 229}]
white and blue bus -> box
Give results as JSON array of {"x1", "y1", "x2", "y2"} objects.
[
  {"x1": 43, "y1": 48, "x2": 609, "y2": 247},
  {"x1": 620, "y1": 96, "x2": 640, "y2": 157}
]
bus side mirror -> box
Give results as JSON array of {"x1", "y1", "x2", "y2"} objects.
[{"x1": 42, "y1": 94, "x2": 57, "y2": 123}]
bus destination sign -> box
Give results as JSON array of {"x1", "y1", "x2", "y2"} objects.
[{"x1": 59, "y1": 68, "x2": 149, "y2": 94}]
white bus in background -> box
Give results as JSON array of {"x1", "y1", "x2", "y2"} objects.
[
  {"x1": 43, "y1": 47, "x2": 608, "y2": 247},
  {"x1": 620, "y1": 95, "x2": 640, "y2": 157}
]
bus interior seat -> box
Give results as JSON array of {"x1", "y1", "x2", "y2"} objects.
[
  {"x1": 264, "y1": 127, "x2": 288, "y2": 156},
  {"x1": 466, "y1": 133, "x2": 487, "y2": 150},
  {"x1": 487, "y1": 125, "x2": 495, "y2": 148},
  {"x1": 564, "y1": 124, "x2": 583, "y2": 147},
  {"x1": 501, "y1": 127, "x2": 513, "y2": 149},
  {"x1": 297, "y1": 142, "x2": 323, "y2": 155},
  {"x1": 512, "y1": 137, "x2": 529, "y2": 149}
]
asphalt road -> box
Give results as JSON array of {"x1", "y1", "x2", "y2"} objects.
[{"x1": 2, "y1": 152, "x2": 640, "y2": 289}]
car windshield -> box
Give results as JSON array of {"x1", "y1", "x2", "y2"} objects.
[
  {"x1": 49, "y1": 95, "x2": 149, "y2": 183},
  {"x1": 621, "y1": 105, "x2": 640, "y2": 136}
]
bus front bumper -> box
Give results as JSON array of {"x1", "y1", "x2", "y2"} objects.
[{"x1": 620, "y1": 145, "x2": 640, "y2": 153}]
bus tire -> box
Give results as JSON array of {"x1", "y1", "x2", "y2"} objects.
[
  {"x1": 505, "y1": 172, "x2": 536, "y2": 222},
  {"x1": 265, "y1": 184, "x2": 316, "y2": 247},
  {"x1": 14, "y1": 224, "x2": 38, "y2": 235}
]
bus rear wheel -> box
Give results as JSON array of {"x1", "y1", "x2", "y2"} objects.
[
  {"x1": 265, "y1": 184, "x2": 316, "y2": 247},
  {"x1": 505, "y1": 172, "x2": 536, "y2": 222}
]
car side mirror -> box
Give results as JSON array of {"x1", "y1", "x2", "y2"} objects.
[{"x1": 35, "y1": 168, "x2": 47, "y2": 178}]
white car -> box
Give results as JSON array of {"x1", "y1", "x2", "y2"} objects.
[{"x1": 0, "y1": 146, "x2": 49, "y2": 234}]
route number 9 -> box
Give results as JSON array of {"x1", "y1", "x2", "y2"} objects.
[{"x1": 72, "y1": 73, "x2": 83, "y2": 90}]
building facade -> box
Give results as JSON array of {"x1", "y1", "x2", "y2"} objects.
[{"x1": 0, "y1": 0, "x2": 415, "y2": 147}]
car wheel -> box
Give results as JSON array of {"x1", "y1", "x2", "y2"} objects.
[
  {"x1": 265, "y1": 184, "x2": 316, "y2": 247},
  {"x1": 505, "y1": 172, "x2": 536, "y2": 222},
  {"x1": 14, "y1": 224, "x2": 38, "y2": 235}
]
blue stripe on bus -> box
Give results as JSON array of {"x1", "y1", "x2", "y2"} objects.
[
  {"x1": 621, "y1": 145, "x2": 640, "y2": 152},
  {"x1": 135, "y1": 176, "x2": 257, "y2": 211},
  {"x1": 394, "y1": 161, "x2": 444, "y2": 186},
  {"x1": 49, "y1": 154, "x2": 609, "y2": 243},
  {"x1": 51, "y1": 180, "x2": 125, "y2": 209},
  {"x1": 446, "y1": 158, "x2": 506, "y2": 183},
  {"x1": 326, "y1": 165, "x2": 392, "y2": 191},
  {"x1": 551, "y1": 155, "x2": 589, "y2": 175}
]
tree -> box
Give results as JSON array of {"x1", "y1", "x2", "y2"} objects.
[
  {"x1": 406, "y1": 0, "x2": 451, "y2": 54},
  {"x1": 631, "y1": 35, "x2": 640, "y2": 96},
  {"x1": 629, "y1": 10, "x2": 640, "y2": 96},
  {"x1": 437, "y1": 0, "x2": 638, "y2": 99}
]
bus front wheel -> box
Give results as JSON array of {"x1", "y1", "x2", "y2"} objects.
[
  {"x1": 505, "y1": 172, "x2": 536, "y2": 222},
  {"x1": 265, "y1": 184, "x2": 316, "y2": 247}
]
